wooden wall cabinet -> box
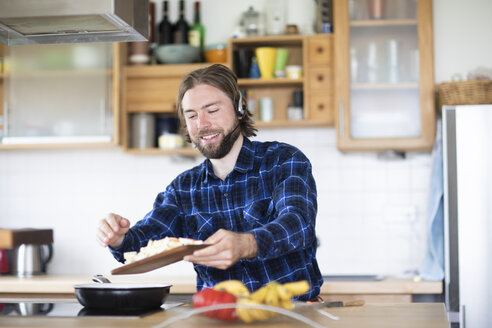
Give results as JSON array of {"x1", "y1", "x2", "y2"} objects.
[
  {"x1": 334, "y1": 0, "x2": 435, "y2": 152},
  {"x1": 0, "y1": 43, "x2": 122, "y2": 149},
  {"x1": 121, "y1": 35, "x2": 335, "y2": 155},
  {"x1": 227, "y1": 34, "x2": 335, "y2": 127}
]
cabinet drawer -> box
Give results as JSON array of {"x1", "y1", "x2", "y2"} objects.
[
  {"x1": 308, "y1": 36, "x2": 333, "y2": 65},
  {"x1": 126, "y1": 77, "x2": 180, "y2": 112},
  {"x1": 308, "y1": 66, "x2": 332, "y2": 91},
  {"x1": 309, "y1": 95, "x2": 333, "y2": 124}
]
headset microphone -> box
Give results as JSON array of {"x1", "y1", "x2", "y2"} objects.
[{"x1": 222, "y1": 123, "x2": 240, "y2": 144}]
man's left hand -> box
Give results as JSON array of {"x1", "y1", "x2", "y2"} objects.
[{"x1": 184, "y1": 229, "x2": 257, "y2": 270}]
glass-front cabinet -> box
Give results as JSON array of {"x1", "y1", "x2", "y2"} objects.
[
  {"x1": 1, "y1": 43, "x2": 120, "y2": 148},
  {"x1": 334, "y1": 0, "x2": 435, "y2": 151}
]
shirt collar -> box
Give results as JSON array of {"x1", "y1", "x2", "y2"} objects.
[
  {"x1": 202, "y1": 137, "x2": 255, "y2": 183},
  {"x1": 234, "y1": 137, "x2": 255, "y2": 174}
]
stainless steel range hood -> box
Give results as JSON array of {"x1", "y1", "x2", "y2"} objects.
[{"x1": 0, "y1": 0, "x2": 149, "y2": 45}]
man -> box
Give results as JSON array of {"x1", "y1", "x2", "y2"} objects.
[{"x1": 97, "y1": 64, "x2": 323, "y2": 301}]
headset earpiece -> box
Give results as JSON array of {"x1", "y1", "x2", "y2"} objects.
[{"x1": 236, "y1": 92, "x2": 246, "y2": 117}]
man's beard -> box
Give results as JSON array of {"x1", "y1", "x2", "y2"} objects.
[{"x1": 193, "y1": 123, "x2": 241, "y2": 159}]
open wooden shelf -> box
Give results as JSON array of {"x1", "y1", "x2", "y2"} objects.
[
  {"x1": 229, "y1": 34, "x2": 335, "y2": 128},
  {"x1": 238, "y1": 78, "x2": 304, "y2": 86},
  {"x1": 121, "y1": 35, "x2": 335, "y2": 155},
  {"x1": 350, "y1": 19, "x2": 418, "y2": 27},
  {"x1": 228, "y1": 34, "x2": 304, "y2": 46},
  {"x1": 125, "y1": 63, "x2": 226, "y2": 78}
]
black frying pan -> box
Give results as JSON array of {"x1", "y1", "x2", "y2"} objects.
[{"x1": 74, "y1": 275, "x2": 171, "y2": 311}]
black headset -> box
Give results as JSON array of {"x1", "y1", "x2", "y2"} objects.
[{"x1": 235, "y1": 92, "x2": 247, "y2": 117}]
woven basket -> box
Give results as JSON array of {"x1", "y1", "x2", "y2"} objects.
[{"x1": 437, "y1": 80, "x2": 492, "y2": 105}]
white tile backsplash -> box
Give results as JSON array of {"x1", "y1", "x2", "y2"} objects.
[
  {"x1": 387, "y1": 167, "x2": 412, "y2": 191},
  {"x1": 0, "y1": 127, "x2": 433, "y2": 277}
]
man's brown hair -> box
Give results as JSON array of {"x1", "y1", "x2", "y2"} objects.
[{"x1": 176, "y1": 64, "x2": 257, "y2": 143}]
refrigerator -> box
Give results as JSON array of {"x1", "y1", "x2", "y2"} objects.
[{"x1": 442, "y1": 105, "x2": 492, "y2": 328}]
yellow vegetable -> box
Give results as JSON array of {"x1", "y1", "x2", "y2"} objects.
[{"x1": 213, "y1": 280, "x2": 250, "y2": 298}]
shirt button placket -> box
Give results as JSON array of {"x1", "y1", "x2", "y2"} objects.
[
  {"x1": 221, "y1": 178, "x2": 230, "y2": 200},
  {"x1": 219, "y1": 180, "x2": 230, "y2": 203},
  {"x1": 223, "y1": 181, "x2": 232, "y2": 208}
]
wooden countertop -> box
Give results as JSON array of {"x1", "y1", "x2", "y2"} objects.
[
  {"x1": 0, "y1": 274, "x2": 442, "y2": 297},
  {"x1": 0, "y1": 302, "x2": 449, "y2": 327}
]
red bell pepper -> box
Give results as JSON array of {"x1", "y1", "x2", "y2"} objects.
[{"x1": 192, "y1": 288, "x2": 238, "y2": 321}]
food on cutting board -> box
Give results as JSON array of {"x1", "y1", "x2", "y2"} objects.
[
  {"x1": 192, "y1": 279, "x2": 310, "y2": 323},
  {"x1": 123, "y1": 236, "x2": 203, "y2": 264}
]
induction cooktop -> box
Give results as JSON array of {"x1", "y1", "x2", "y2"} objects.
[{"x1": 0, "y1": 299, "x2": 182, "y2": 319}]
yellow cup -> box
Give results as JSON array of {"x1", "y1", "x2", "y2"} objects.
[{"x1": 256, "y1": 47, "x2": 277, "y2": 79}]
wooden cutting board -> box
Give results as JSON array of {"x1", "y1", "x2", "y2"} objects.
[
  {"x1": 111, "y1": 244, "x2": 210, "y2": 275},
  {"x1": 0, "y1": 229, "x2": 53, "y2": 248}
]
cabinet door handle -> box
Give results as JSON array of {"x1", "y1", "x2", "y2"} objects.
[
  {"x1": 317, "y1": 74, "x2": 324, "y2": 82},
  {"x1": 339, "y1": 100, "x2": 344, "y2": 138},
  {"x1": 461, "y1": 304, "x2": 466, "y2": 328},
  {"x1": 317, "y1": 103, "x2": 325, "y2": 111},
  {"x1": 316, "y1": 46, "x2": 324, "y2": 54}
]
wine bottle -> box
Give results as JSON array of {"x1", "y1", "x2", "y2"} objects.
[
  {"x1": 158, "y1": 0, "x2": 173, "y2": 45},
  {"x1": 189, "y1": 1, "x2": 205, "y2": 57},
  {"x1": 174, "y1": 0, "x2": 189, "y2": 44}
]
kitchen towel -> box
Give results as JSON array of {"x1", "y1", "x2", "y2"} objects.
[{"x1": 419, "y1": 120, "x2": 445, "y2": 280}]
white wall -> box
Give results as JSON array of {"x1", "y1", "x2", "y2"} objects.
[
  {"x1": 1, "y1": 0, "x2": 491, "y2": 279},
  {"x1": 433, "y1": 0, "x2": 492, "y2": 82},
  {"x1": 0, "y1": 128, "x2": 431, "y2": 278}
]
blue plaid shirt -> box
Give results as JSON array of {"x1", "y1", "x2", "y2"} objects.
[{"x1": 111, "y1": 138, "x2": 323, "y2": 300}]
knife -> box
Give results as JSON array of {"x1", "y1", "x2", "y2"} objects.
[
  {"x1": 323, "y1": 299, "x2": 365, "y2": 308},
  {"x1": 292, "y1": 299, "x2": 365, "y2": 314}
]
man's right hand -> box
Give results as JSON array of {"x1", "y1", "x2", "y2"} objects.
[{"x1": 97, "y1": 213, "x2": 130, "y2": 248}]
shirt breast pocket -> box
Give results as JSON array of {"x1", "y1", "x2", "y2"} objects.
[{"x1": 242, "y1": 197, "x2": 275, "y2": 229}]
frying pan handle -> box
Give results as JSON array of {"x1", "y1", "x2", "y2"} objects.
[{"x1": 92, "y1": 274, "x2": 111, "y2": 284}]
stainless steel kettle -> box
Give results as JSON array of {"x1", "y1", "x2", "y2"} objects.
[
  {"x1": 12, "y1": 244, "x2": 53, "y2": 277},
  {"x1": 15, "y1": 302, "x2": 54, "y2": 316}
]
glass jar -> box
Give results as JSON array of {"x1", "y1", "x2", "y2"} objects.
[{"x1": 242, "y1": 6, "x2": 261, "y2": 36}]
